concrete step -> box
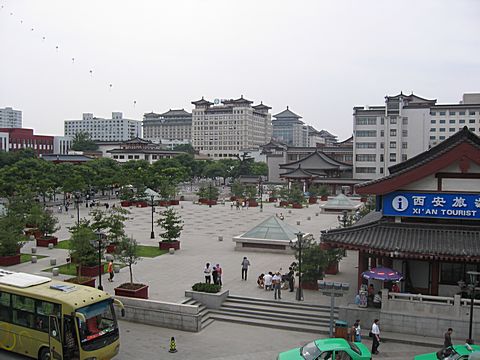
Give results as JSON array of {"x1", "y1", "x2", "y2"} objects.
[
  {"x1": 209, "y1": 312, "x2": 331, "y2": 334},
  {"x1": 227, "y1": 295, "x2": 336, "y2": 312},
  {"x1": 217, "y1": 305, "x2": 336, "y2": 324},
  {"x1": 221, "y1": 301, "x2": 337, "y2": 317}
]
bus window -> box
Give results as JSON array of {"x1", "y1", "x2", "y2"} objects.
[
  {"x1": 36, "y1": 300, "x2": 61, "y2": 333},
  {"x1": 12, "y1": 294, "x2": 35, "y2": 329},
  {"x1": 76, "y1": 299, "x2": 117, "y2": 347},
  {"x1": 0, "y1": 292, "x2": 11, "y2": 322}
]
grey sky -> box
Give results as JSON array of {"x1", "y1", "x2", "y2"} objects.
[{"x1": 1, "y1": 0, "x2": 479, "y2": 140}]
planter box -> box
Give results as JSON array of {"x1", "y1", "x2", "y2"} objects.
[
  {"x1": 185, "y1": 289, "x2": 229, "y2": 309},
  {"x1": 301, "y1": 281, "x2": 319, "y2": 290},
  {"x1": 120, "y1": 201, "x2": 132, "y2": 207},
  {"x1": 292, "y1": 203, "x2": 303, "y2": 209},
  {"x1": 309, "y1": 197, "x2": 318, "y2": 204},
  {"x1": 25, "y1": 229, "x2": 43, "y2": 238},
  {"x1": 230, "y1": 196, "x2": 237, "y2": 201},
  {"x1": 159, "y1": 240, "x2": 180, "y2": 251},
  {"x1": 279, "y1": 201, "x2": 289, "y2": 207},
  {"x1": 115, "y1": 284, "x2": 149, "y2": 299},
  {"x1": 36, "y1": 236, "x2": 58, "y2": 247},
  {"x1": 198, "y1": 198, "x2": 208, "y2": 204},
  {"x1": 325, "y1": 261, "x2": 339, "y2": 275},
  {"x1": 0, "y1": 254, "x2": 21, "y2": 266},
  {"x1": 65, "y1": 277, "x2": 96, "y2": 287},
  {"x1": 248, "y1": 200, "x2": 258, "y2": 207},
  {"x1": 159, "y1": 200, "x2": 169, "y2": 207},
  {"x1": 206, "y1": 200, "x2": 217, "y2": 206},
  {"x1": 134, "y1": 201, "x2": 148, "y2": 208},
  {"x1": 360, "y1": 197, "x2": 368, "y2": 203},
  {"x1": 169, "y1": 200, "x2": 179, "y2": 206},
  {"x1": 79, "y1": 264, "x2": 105, "y2": 277},
  {"x1": 268, "y1": 197, "x2": 277, "y2": 203},
  {"x1": 320, "y1": 195, "x2": 329, "y2": 201}
]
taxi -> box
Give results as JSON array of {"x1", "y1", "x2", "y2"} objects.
[
  {"x1": 278, "y1": 338, "x2": 371, "y2": 360},
  {"x1": 414, "y1": 344, "x2": 480, "y2": 360}
]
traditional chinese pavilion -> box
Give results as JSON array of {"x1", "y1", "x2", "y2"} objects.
[{"x1": 321, "y1": 127, "x2": 480, "y2": 296}]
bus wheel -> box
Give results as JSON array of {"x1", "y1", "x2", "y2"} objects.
[{"x1": 38, "y1": 347, "x2": 51, "y2": 360}]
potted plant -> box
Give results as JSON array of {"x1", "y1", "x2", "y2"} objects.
[
  {"x1": 230, "y1": 180, "x2": 245, "y2": 201},
  {"x1": 119, "y1": 187, "x2": 135, "y2": 207},
  {"x1": 324, "y1": 248, "x2": 344, "y2": 275},
  {"x1": 100, "y1": 207, "x2": 130, "y2": 253},
  {"x1": 289, "y1": 185, "x2": 304, "y2": 208},
  {"x1": 308, "y1": 185, "x2": 319, "y2": 204},
  {"x1": 196, "y1": 185, "x2": 208, "y2": 204},
  {"x1": 114, "y1": 236, "x2": 148, "y2": 299},
  {"x1": 157, "y1": 207, "x2": 183, "y2": 250},
  {"x1": 245, "y1": 186, "x2": 258, "y2": 207},
  {"x1": 278, "y1": 187, "x2": 290, "y2": 207},
  {"x1": 36, "y1": 209, "x2": 60, "y2": 247},
  {"x1": 319, "y1": 186, "x2": 329, "y2": 201},
  {"x1": 0, "y1": 213, "x2": 25, "y2": 266},
  {"x1": 268, "y1": 186, "x2": 278, "y2": 202},
  {"x1": 294, "y1": 239, "x2": 328, "y2": 290},
  {"x1": 66, "y1": 223, "x2": 98, "y2": 285}
]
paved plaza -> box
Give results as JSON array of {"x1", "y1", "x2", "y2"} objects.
[{"x1": 6, "y1": 200, "x2": 448, "y2": 358}]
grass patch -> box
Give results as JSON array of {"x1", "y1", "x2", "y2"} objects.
[
  {"x1": 20, "y1": 254, "x2": 47, "y2": 263},
  {"x1": 136, "y1": 245, "x2": 167, "y2": 258},
  {"x1": 56, "y1": 241, "x2": 165, "y2": 258},
  {"x1": 43, "y1": 262, "x2": 126, "y2": 276}
]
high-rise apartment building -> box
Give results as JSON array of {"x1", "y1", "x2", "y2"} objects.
[
  {"x1": 272, "y1": 107, "x2": 308, "y2": 147},
  {"x1": 0, "y1": 107, "x2": 22, "y2": 128},
  {"x1": 143, "y1": 109, "x2": 192, "y2": 144},
  {"x1": 353, "y1": 92, "x2": 480, "y2": 180},
  {"x1": 64, "y1": 112, "x2": 141, "y2": 141},
  {"x1": 191, "y1": 96, "x2": 272, "y2": 158}
]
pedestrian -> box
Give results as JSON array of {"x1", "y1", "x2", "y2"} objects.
[
  {"x1": 204, "y1": 263, "x2": 212, "y2": 283},
  {"x1": 216, "y1": 264, "x2": 223, "y2": 286},
  {"x1": 212, "y1": 265, "x2": 218, "y2": 285},
  {"x1": 353, "y1": 319, "x2": 361, "y2": 342},
  {"x1": 444, "y1": 328, "x2": 453, "y2": 349},
  {"x1": 107, "y1": 260, "x2": 114, "y2": 282},
  {"x1": 287, "y1": 267, "x2": 295, "y2": 292},
  {"x1": 273, "y1": 272, "x2": 282, "y2": 300},
  {"x1": 241, "y1": 257, "x2": 250, "y2": 280},
  {"x1": 391, "y1": 282, "x2": 400, "y2": 293},
  {"x1": 279, "y1": 213, "x2": 284, "y2": 220},
  {"x1": 236, "y1": 201, "x2": 240, "y2": 210},
  {"x1": 370, "y1": 319, "x2": 380, "y2": 355},
  {"x1": 264, "y1": 271, "x2": 273, "y2": 291}
]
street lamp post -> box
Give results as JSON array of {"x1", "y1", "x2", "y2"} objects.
[
  {"x1": 290, "y1": 232, "x2": 304, "y2": 301},
  {"x1": 319, "y1": 281, "x2": 350, "y2": 337},
  {"x1": 74, "y1": 193, "x2": 81, "y2": 225},
  {"x1": 92, "y1": 231, "x2": 104, "y2": 291},
  {"x1": 337, "y1": 210, "x2": 348, "y2": 228},
  {"x1": 259, "y1": 178, "x2": 263, "y2": 211},
  {"x1": 208, "y1": 182, "x2": 213, "y2": 208},
  {"x1": 150, "y1": 195, "x2": 155, "y2": 239},
  {"x1": 467, "y1": 271, "x2": 480, "y2": 343}
]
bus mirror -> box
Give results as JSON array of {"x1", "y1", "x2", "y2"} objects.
[
  {"x1": 121, "y1": 309, "x2": 125, "y2": 317},
  {"x1": 75, "y1": 312, "x2": 86, "y2": 323},
  {"x1": 113, "y1": 298, "x2": 125, "y2": 317}
]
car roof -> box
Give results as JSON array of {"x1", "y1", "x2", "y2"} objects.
[
  {"x1": 455, "y1": 345, "x2": 480, "y2": 356},
  {"x1": 313, "y1": 338, "x2": 350, "y2": 352}
]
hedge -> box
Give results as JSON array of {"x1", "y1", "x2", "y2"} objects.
[{"x1": 191, "y1": 282, "x2": 221, "y2": 293}]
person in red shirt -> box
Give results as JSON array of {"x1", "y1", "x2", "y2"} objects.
[{"x1": 107, "y1": 260, "x2": 114, "y2": 282}]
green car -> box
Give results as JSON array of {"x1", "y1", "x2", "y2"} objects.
[
  {"x1": 278, "y1": 338, "x2": 371, "y2": 360},
  {"x1": 414, "y1": 345, "x2": 480, "y2": 360}
]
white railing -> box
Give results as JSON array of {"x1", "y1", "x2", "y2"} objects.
[{"x1": 388, "y1": 292, "x2": 455, "y2": 305}]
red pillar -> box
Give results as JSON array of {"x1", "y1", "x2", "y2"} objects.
[
  {"x1": 431, "y1": 261, "x2": 439, "y2": 296},
  {"x1": 358, "y1": 251, "x2": 368, "y2": 291},
  {"x1": 370, "y1": 257, "x2": 377, "y2": 268}
]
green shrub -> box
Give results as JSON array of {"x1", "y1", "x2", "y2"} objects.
[{"x1": 191, "y1": 282, "x2": 221, "y2": 293}]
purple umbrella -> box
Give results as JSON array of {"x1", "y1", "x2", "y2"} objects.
[{"x1": 361, "y1": 267, "x2": 403, "y2": 281}]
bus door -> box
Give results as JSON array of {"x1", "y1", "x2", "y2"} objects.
[{"x1": 48, "y1": 315, "x2": 63, "y2": 360}]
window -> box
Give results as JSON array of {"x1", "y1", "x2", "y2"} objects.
[
  {"x1": 12, "y1": 294, "x2": 35, "y2": 329},
  {"x1": 0, "y1": 292, "x2": 10, "y2": 322},
  {"x1": 128, "y1": 155, "x2": 133, "y2": 159},
  {"x1": 355, "y1": 142, "x2": 376, "y2": 149},
  {"x1": 402, "y1": 154, "x2": 407, "y2": 161},
  {"x1": 469, "y1": 119, "x2": 476, "y2": 124},
  {"x1": 449, "y1": 128, "x2": 455, "y2": 132},
  {"x1": 439, "y1": 111, "x2": 446, "y2": 115},
  {"x1": 402, "y1": 142, "x2": 408, "y2": 149},
  {"x1": 355, "y1": 167, "x2": 376, "y2": 174},
  {"x1": 459, "y1": 111, "x2": 466, "y2": 116},
  {"x1": 380, "y1": 154, "x2": 384, "y2": 162},
  {"x1": 430, "y1": 111, "x2": 436, "y2": 116},
  {"x1": 355, "y1": 130, "x2": 376, "y2": 137},
  {"x1": 355, "y1": 154, "x2": 376, "y2": 162},
  {"x1": 440, "y1": 263, "x2": 480, "y2": 285},
  {"x1": 439, "y1": 136, "x2": 446, "y2": 140},
  {"x1": 430, "y1": 120, "x2": 436, "y2": 124},
  {"x1": 449, "y1": 111, "x2": 456, "y2": 115},
  {"x1": 380, "y1": 142, "x2": 384, "y2": 149},
  {"x1": 356, "y1": 117, "x2": 377, "y2": 125},
  {"x1": 390, "y1": 129, "x2": 397, "y2": 136},
  {"x1": 430, "y1": 128, "x2": 436, "y2": 132},
  {"x1": 439, "y1": 119, "x2": 446, "y2": 124},
  {"x1": 389, "y1": 141, "x2": 396, "y2": 148},
  {"x1": 449, "y1": 119, "x2": 456, "y2": 124},
  {"x1": 439, "y1": 128, "x2": 446, "y2": 132},
  {"x1": 380, "y1": 167, "x2": 384, "y2": 174},
  {"x1": 380, "y1": 117, "x2": 384, "y2": 125},
  {"x1": 380, "y1": 130, "x2": 384, "y2": 137},
  {"x1": 402, "y1": 130, "x2": 408, "y2": 137},
  {"x1": 459, "y1": 119, "x2": 466, "y2": 124},
  {"x1": 389, "y1": 153, "x2": 396, "y2": 162},
  {"x1": 470, "y1": 111, "x2": 476, "y2": 116},
  {"x1": 402, "y1": 117, "x2": 408, "y2": 125},
  {"x1": 390, "y1": 117, "x2": 397, "y2": 124},
  {"x1": 470, "y1": 128, "x2": 475, "y2": 132}
]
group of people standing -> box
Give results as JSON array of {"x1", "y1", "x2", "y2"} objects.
[
  {"x1": 203, "y1": 263, "x2": 223, "y2": 286},
  {"x1": 349, "y1": 319, "x2": 381, "y2": 355}
]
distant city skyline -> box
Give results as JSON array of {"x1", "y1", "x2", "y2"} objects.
[{"x1": 1, "y1": 0, "x2": 479, "y2": 140}]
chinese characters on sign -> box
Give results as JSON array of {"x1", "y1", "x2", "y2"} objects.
[{"x1": 383, "y1": 192, "x2": 480, "y2": 219}]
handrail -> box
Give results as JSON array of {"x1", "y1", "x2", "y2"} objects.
[{"x1": 388, "y1": 292, "x2": 480, "y2": 307}]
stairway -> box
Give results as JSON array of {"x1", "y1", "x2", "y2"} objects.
[
  {"x1": 207, "y1": 294, "x2": 338, "y2": 334},
  {"x1": 180, "y1": 298, "x2": 215, "y2": 329}
]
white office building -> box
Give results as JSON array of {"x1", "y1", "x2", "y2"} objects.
[
  {"x1": 0, "y1": 107, "x2": 22, "y2": 128},
  {"x1": 53, "y1": 136, "x2": 73, "y2": 155},
  {"x1": 192, "y1": 96, "x2": 272, "y2": 158},
  {"x1": 353, "y1": 92, "x2": 480, "y2": 180},
  {"x1": 64, "y1": 112, "x2": 141, "y2": 141},
  {"x1": 143, "y1": 109, "x2": 192, "y2": 144}
]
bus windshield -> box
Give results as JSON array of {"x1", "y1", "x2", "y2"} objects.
[{"x1": 76, "y1": 299, "x2": 117, "y2": 345}]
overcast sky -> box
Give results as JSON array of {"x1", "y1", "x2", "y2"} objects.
[{"x1": 1, "y1": 0, "x2": 479, "y2": 140}]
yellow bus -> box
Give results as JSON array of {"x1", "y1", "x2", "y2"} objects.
[{"x1": 0, "y1": 269, "x2": 124, "y2": 360}]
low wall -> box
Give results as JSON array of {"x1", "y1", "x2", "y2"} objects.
[
  {"x1": 339, "y1": 290, "x2": 480, "y2": 340},
  {"x1": 115, "y1": 296, "x2": 201, "y2": 332},
  {"x1": 185, "y1": 289, "x2": 229, "y2": 309}
]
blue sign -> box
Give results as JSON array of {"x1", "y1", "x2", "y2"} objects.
[{"x1": 383, "y1": 192, "x2": 480, "y2": 220}]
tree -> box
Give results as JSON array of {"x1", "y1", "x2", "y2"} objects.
[
  {"x1": 68, "y1": 223, "x2": 97, "y2": 276},
  {"x1": 172, "y1": 143, "x2": 195, "y2": 154},
  {"x1": 38, "y1": 209, "x2": 60, "y2": 238},
  {"x1": 245, "y1": 185, "x2": 257, "y2": 200},
  {"x1": 157, "y1": 208, "x2": 183, "y2": 242},
  {"x1": 231, "y1": 180, "x2": 245, "y2": 198},
  {"x1": 116, "y1": 236, "x2": 141, "y2": 285},
  {"x1": 288, "y1": 184, "x2": 305, "y2": 204},
  {"x1": 71, "y1": 131, "x2": 98, "y2": 151},
  {"x1": 0, "y1": 212, "x2": 25, "y2": 256},
  {"x1": 250, "y1": 162, "x2": 268, "y2": 176},
  {"x1": 294, "y1": 239, "x2": 328, "y2": 283}
]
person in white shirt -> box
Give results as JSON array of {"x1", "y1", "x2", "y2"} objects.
[
  {"x1": 204, "y1": 263, "x2": 212, "y2": 284},
  {"x1": 272, "y1": 272, "x2": 282, "y2": 300},
  {"x1": 264, "y1": 272, "x2": 273, "y2": 291},
  {"x1": 371, "y1": 319, "x2": 380, "y2": 354}
]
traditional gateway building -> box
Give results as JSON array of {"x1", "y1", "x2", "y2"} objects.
[{"x1": 322, "y1": 127, "x2": 480, "y2": 296}]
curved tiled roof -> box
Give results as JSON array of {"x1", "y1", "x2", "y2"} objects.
[
  {"x1": 273, "y1": 107, "x2": 302, "y2": 119},
  {"x1": 280, "y1": 150, "x2": 352, "y2": 170}
]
